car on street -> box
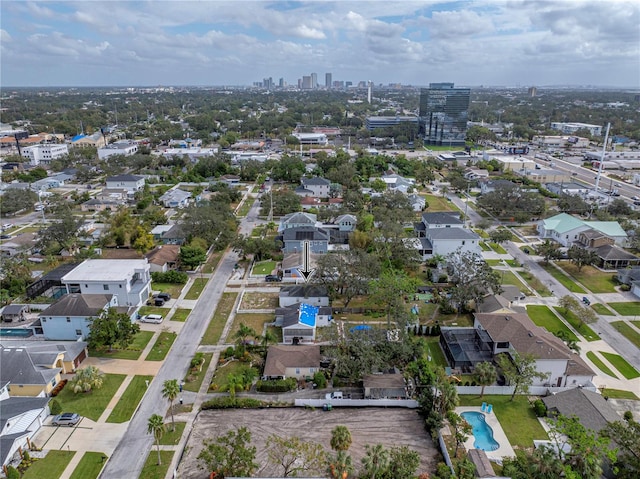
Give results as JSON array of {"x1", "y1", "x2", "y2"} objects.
[
  {"x1": 140, "y1": 314, "x2": 163, "y2": 324},
  {"x1": 52, "y1": 413, "x2": 81, "y2": 426},
  {"x1": 265, "y1": 274, "x2": 282, "y2": 282},
  {"x1": 0, "y1": 235, "x2": 10, "y2": 240}
]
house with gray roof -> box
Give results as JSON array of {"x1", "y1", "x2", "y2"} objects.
[
  {"x1": 300, "y1": 177, "x2": 331, "y2": 198},
  {"x1": 0, "y1": 345, "x2": 62, "y2": 397},
  {"x1": 281, "y1": 303, "x2": 319, "y2": 344},
  {"x1": 159, "y1": 188, "x2": 192, "y2": 208},
  {"x1": 1, "y1": 396, "x2": 50, "y2": 467},
  {"x1": 105, "y1": 174, "x2": 145, "y2": 193},
  {"x1": 617, "y1": 266, "x2": 640, "y2": 299},
  {"x1": 542, "y1": 388, "x2": 621, "y2": 434},
  {"x1": 282, "y1": 227, "x2": 329, "y2": 254},
  {"x1": 1, "y1": 304, "x2": 29, "y2": 323},
  {"x1": 279, "y1": 285, "x2": 329, "y2": 308},
  {"x1": 363, "y1": 372, "x2": 408, "y2": 399},
  {"x1": 0, "y1": 340, "x2": 88, "y2": 374},
  {"x1": 262, "y1": 345, "x2": 321, "y2": 380},
  {"x1": 39, "y1": 293, "x2": 117, "y2": 340},
  {"x1": 278, "y1": 212, "x2": 318, "y2": 233}
]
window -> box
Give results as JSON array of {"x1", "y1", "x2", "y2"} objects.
[
  {"x1": 462, "y1": 240, "x2": 466, "y2": 245},
  {"x1": 310, "y1": 368, "x2": 315, "y2": 373},
  {"x1": 103, "y1": 284, "x2": 109, "y2": 290},
  {"x1": 295, "y1": 368, "x2": 301, "y2": 374},
  {"x1": 75, "y1": 330, "x2": 82, "y2": 335},
  {"x1": 67, "y1": 318, "x2": 71, "y2": 322}
]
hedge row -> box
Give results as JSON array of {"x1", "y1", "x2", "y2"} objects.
[
  {"x1": 201, "y1": 397, "x2": 265, "y2": 410},
  {"x1": 256, "y1": 378, "x2": 297, "y2": 393}
]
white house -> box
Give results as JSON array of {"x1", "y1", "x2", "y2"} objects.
[
  {"x1": 97, "y1": 141, "x2": 139, "y2": 160},
  {"x1": 0, "y1": 397, "x2": 50, "y2": 467},
  {"x1": 21, "y1": 144, "x2": 69, "y2": 166},
  {"x1": 61, "y1": 259, "x2": 151, "y2": 308},
  {"x1": 39, "y1": 294, "x2": 117, "y2": 340},
  {"x1": 159, "y1": 188, "x2": 192, "y2": 208},
  {"x1": 538, "y1": 213, "x2": 627, "y2": 247},
  {"x1": 105, "y1": 174, "x2": 145, "y2": 194},
  {"x1": 279, "y1": 285, "x2": 330, "y2": 308},
  {"x1": 414, "y1": 211, "x2": 481, "y2": 259},
  {"x1": 282, "y1": 303, "x2": 319, "y2": 344},
  {"x1": 298, "y1": 177, "x2": 331, "y2": 198}
]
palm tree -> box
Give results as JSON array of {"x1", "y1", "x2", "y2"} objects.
[
  {"x1": 361, "y1": 444, "x2": 390, "y2": 479},
  {"x1": 70, "y1": 366, "x2": 105, "y2": 394},
  {"x1": 327, "y1": 451, "x2": 354, "y2": 479},
  {"x1": 330, "y1": 425, "x2": 352, "y2": 452},
  {"x1": 256, "y1": 330, "x2": 277, "y2": 359},
  {"x1": 162, "y1": 379, "x2": 180, "y2": 431},
  {"x1": 225, "y1": 374, "x2": 244, "y2": 400},
  {"x1": 147, "y1": 414, "x2": 165, "y2": 465},
  {"x1": 473, "y1": 361, "x2": 497, "y2": 398},
  {"x1": 234, "y1": 323, "x2": 257, "y2": 353}
]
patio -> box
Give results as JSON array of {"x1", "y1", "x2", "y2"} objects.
[{"x1": 455, "y1": 406, "x2": 515, "y2": 462}]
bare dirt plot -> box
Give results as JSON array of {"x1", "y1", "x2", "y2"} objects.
[
  {"x1": 178, "y1": 407, "x2": 439, "y2": 478},
  {"x1": 240, "y1": 292, "x2": 279, "y2": 310}
]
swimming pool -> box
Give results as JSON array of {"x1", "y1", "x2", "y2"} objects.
[
  {"x1": 461, "y1": 411, "x2": 500, "y2": 451},
  {"x1": 0, "y1": 328, "x2": 33, "y2": 338}
]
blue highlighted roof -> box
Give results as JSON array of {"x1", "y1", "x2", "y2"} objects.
[
  {"x1": 298, "y1": 303, "x2": 318, "y2": 327},
  {"x1": 71, "y1": 134, "x2": 86, "y2": 142}
]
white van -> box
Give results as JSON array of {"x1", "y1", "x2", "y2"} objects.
[{"x1": 140, "y1": 314, "x2": 163, "y2": 324}]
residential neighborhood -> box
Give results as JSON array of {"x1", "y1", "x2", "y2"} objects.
[{"x1": 1, "y1": 83, "x2": 640, "y2": 479}]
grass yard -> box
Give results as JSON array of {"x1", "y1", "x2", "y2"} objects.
[
  {"x1": 137, "y1": 306, "x2": 168, "y2": 317},
  {"x1": 527, "y1": 305, "x2": 579, "y2": 342},
  {"x1": 539, "y1": 263, "x2": 587, "y2": 293},
  {"x1": 183, "y1": 353, "x2": 213, "y2": 392},
  {"x1": 486, "y1": 259, "x2": 519, "y2": 267},
  {"x1": 252, "y1": 260, "x2": 277, "y2": 275},
  {"x1": 518, "y1": 270, "x2": 552, "y2": 297},
  {"x1": 202, "y1": 253, "x2": 222, "y2": 273},
  {"x1": 591, "y1": 303, "x2": 614, "y2": 315},
  {"x1": 230, "y1": 313, "x2": 274, "y2": 338},
  {"x1": 150, "y1": 282, "x2": 184, "y2": 298},
  {"x1": 458, "y1": 395, "x2": 548, "y2": 449},
  {"x1": 159, "y1": 422, "x2": 186, "y2": 445},
  {"x1": 55, "y1": 374, "x2": 126, "y2": 421},
  {"x1": 607, "y1": 301, "x2": 640, "y2": 316},
  {"x1": 488, "y1": 242, "x2": 507, "y2": 254},
  {"x1": 555, "y1": 262, "x2": 617, "y2": 293},
  {"x1": 553, "y1": 307, "x2": 600, "y2": 341},
  {"x1": 474, "y1": 228, "x2": 489, "y2": 239},
  {"x1": 499, "y1": 270, "x2": 527, "y2": 288},
  {"x1": 170, "y1": 308, "x2": 191, "y2": 322},
  {"x1": 611, "y1": 321, "x2": 640, "y2": 349},
  {"x1": 107, "y1": 375, "x2": 153, "y2": 423},
  {"x1": 145, "y1": 331, "x2": 177, "y2": 361},
  {"x1": 421, "y1": 337, "x2": 448, "y2": 367},
  {"x1": 139, "y1": 450, "x2": 174, "y2": 479},
  {"x1": 422, "y1": 194, "x2": 460, "y2": 212},
  {"x1": 201, "y1": 292, "x2": 238, "y2": 345},
  {"x1": 236, "y1": 200, "x2": 253, "y2": 217},
  {"x1": 600, "y1": 388, "x2": 639, "y2": 400},
  {"x1": 586, "y1": 351, "x2": 618, "y2": 378},
  {"x1": 69, "y1": 452, "x2": 107, "y2": 479},
  {"x1": 22, "y1": 450, "x2": 76, "y2": 479},
  {"x1": 185, "y1": 277, "x2": 208, "y2": 300},
  {"x1": 210, "y1": 359, "x2": 253, "y2": 391},
  {"x1": 479, "y1": 241, "x2": 491, "y2": 252},
  {"x1": 600, "y1": 351, "x2": 640, "y2": 379},
  {"x1": 90, "y1": 331, "x2": 154, "y2": 360}
]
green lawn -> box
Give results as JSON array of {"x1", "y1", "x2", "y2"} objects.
[
  {"x1": 607, "y1": 302, "x2": 640, "y2": 316},
  {"x1": 591, "y1": 303, "x2": 614, "y2": 315},
  {"x1": 611, "y1": 321, "x2": 640, "y2": 349},
  {"x1": 554, "y1": 263, "x2": 617, "y2": 293},
  {"x1": 600, "y1": 388, "x2": 639, "y2": 400},
  {"x1": 486, "y1": 259, "x2": 519, "y2": 267},
  {"x1": 138, "y1": 450, "x2": 174, "y2": 479},
  {"x1": 158, "y1": 422, "x2": 186, "y2": 445},
  {"x1": 499, "y1": 270, "x2": 527, "y2": 288},
  {"x1": 553, "y1": 307, "x2": 600, "y2": 341},
  {"x1": 458, "y1": 395, "x2": 548, "y2": 449},
  {"x1": 539, "y1": 263, "x2": 587, "y2": 293},
  {"x1": 600, "y1": 351, "x2": 640, "y2": 379},
  {"x1": 90, "y1": 331, "x2": 154, "y2": 360},
  {"x1": 230, "y1": 313, "x2": 274, "y2": 338},
  {"x1": 236, "y1": 200, "x2": 253, "y2": 217},
  {"x1": 185, "y1": 277, "x2": 208, "y2": 300},
  {"x1": 22, "y1": 450, "x2": 76, "y2": 479},
  {"x1": 56, "y1": 374, "x2": 126, "y2": 421},
  {"x1": 202, "y1": 253, "x2": 222, "y2": 273},
  {"x1": 150, "y1": 282, "x2": 184, "y2": 298},
  {"x1": 253, "y1": 260, "x2": 276, "y2": 275},
  {"x1": 633, "y1": 321, "x2": 640, "y2": 330},
  {"x1": 137, "y1": 306, "x2": 168, "y2": 317},
  {"x1": 69, "y1": 452, "x2": 108, "y2": 479},
  {"x1": 211, "y1": 360, "x2": 253, "y2": 391},
  {"x1": 586, "y1": 351, "x2": 618, "y2": 378},
  {"x1": 527, "y1": 305, "x2": 579, "y2": 342},
  {"x1": 145, "y1": 332, "x2": 177, "y2": 361},
  {"x1": 170, "y1": 308, "x2": 191, "y2": 322},
  {"x1": 422, "y1": 194, "x2": 458, "y2": 212},
  {"x1": 488, "y1": 242, "x2": 507, "y2": 254},
  {"x1": 201, "y1": 292, "x2": 238, "y2": 345},
  {"x1": 106, "y1": 375, "x2": 153, "y2": 423},
  {"x1": 422, "y1": 337, "x2": 448, "y2": 367},
  {"x1": 183, "y1": 353, "x2": 213, "y2": 392},
  {"x1": 518, "y1": 270, "x2": 553, "y2": 297},
  {"x1": 479, "y1": 241, "x2": 491, "y2": 252}
]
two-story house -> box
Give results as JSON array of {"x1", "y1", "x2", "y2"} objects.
[
  {"x1": 296, "y1": 177, "x2": 331, "y2": 199},
  {"x1": 159, "y1": 188, "x2": 192, "y2": 208},
  {"x1": 538, "y1": 213, "x2": 627, "y2": 247},
  {"x1": 414, "y1": 211, "x2": 481, "y2": 259},
  {"x1": 61, "y1": 259, "x2": 151, "y2": 308},
  {"x1": 39, "y1": 294, "x2": 117, "y2": 340},
  {"x1": 105, "y1": 174, "x2": 145, "y2": 194}
]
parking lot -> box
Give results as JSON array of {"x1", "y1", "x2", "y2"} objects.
[{"x1": 178, "y1": 407, "x2": 439, "y2": 477}]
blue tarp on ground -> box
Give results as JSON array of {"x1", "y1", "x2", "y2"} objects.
[{"x1": 350, "y1": 324, "x2": 372, "y2": 333}]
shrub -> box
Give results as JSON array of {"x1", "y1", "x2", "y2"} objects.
[
  {"x1": 313, "y1": 372, "x2": 327, "y2": 389},
  {"x1": 50, "y1": 379, "x2": 68, "y2": 397},
  {"x1": 256, "y1": 378, "x2": 297, "y2": 393},
  {"x1": 533, "y1": 399, "x2": 547, "y2": 417},
  {"x1": 223, "y1": 346, "x2": 235, "y2": 359},
  {"x1": 151, "y1": 270, "x2": 188, "y2": 284},
  {"x1": 201, "y1": 397, "x2": 264, "y2": 410},
  {"x1": 6, "y1": 465, "x2": 20, "y2": 479},
  {"x1": 190, "y1": 352, "x2": 205, "y2": 369},
  {"x1": 49, "y1": 399, "x2": 62, "y2": 415},
  {"x1": 620, "y1": 284, "x2": 631, "y2": 292},
  {"x1": 623, "y1": 410, "x2": 634, "y2": 422},
  {"x1": 23, "y1": 451, "x2": 30, "y2": 461}
]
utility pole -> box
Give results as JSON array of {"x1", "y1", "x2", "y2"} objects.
[{"x1": 593, "y1": 123, "x2": 610, "y2": 194}]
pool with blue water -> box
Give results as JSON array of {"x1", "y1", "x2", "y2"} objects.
[
  {"x1": 0, "y1": 328, "x2": 33, "y2": 338},
  {"x1": 460, "y1": 411, "x2": 500, "y2": 451}
]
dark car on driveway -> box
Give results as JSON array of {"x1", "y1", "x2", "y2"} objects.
[
  {"x1": 265, "y1": 274, "x2": 282, "y2": 282},
  {"x1": 154, "y1": 292, "x2": 171, "y2": 301}
]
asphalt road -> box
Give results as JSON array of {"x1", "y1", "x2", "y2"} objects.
[{"x1": 100, "y1": 194, "x2": 261, "y2": 479}]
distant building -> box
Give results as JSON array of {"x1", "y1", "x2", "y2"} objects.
[
  {"x1": 528, "y1": 86, "x2": 537, "y2": 97},
  {"x1": 550, "y1": 122, "x2": 602, "y2": 137},
  {"x1": 97, "y1": 141, "x2": 139, "y2": 160},
  {"x1": 365, "y1": 115, "x2": 419, "y2": 131},
  {"x1": 325, "y1": 72, "x2": 332, "y2": 89},
  {"x1": 105, "y1": 174, "x2": 145, "y2": 194},
  {"x1": 419, "y1": 83, "x2": 470, "y2": 147},
  {"x1": 21, "y1": 143, "x2": 68, "y2": 166},
  {"x1": 293, "y1": 133, "x2": 328, "y2": 146}
]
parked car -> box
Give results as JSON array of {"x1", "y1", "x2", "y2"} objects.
[
  {"x1": 153, "y1": 298, "x2": 165, "y2": 306},
  {"x1": 52, "y1": 413, "x2": 81, "y2": 427},
  {"x1": 140, "y1": 314, "x2": 163, "y2": 324},
  {"x1": 265, "y1": 274, "x2": 282, "y2": 282},
  {"x1": 582, "y1": 296, "x2": 591, "y2": 306},
  {"x1": 153, "y1": 292, "x2": 171, "y2": 301}
]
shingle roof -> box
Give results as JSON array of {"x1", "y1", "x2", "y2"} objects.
[
  {"x1": 106, "y1": 174, "x2": 143, "y2": 182},
  {"x1": 1, "y1": 304, "x2": 28, "y2": 315},
  {"x1": 280, "y1": 285, "x2": 328, "y2": 299},
  {"x1": 594, "y1": 244, "x2": 639, "y2": 261},
  {"x1": 283, "y1": 226, "x2": 328, "y2": 242},
  {"x1": 0, "y1": 346, "x2": 61, "y2": 387},
  {"x1": 542, "y1": 388, "x2": 621, "y2": 433},
  {"x1": 427, "y1": 228, "x2": 479, "y2": 240},
  {"x1": 302, "y1": 177, "x2": 330, "y2": 186},
  {"x1": 145, "y1": 245, "x2": 180, "y2": 265},
  {"x1": 421, "y1": 211, "x2": 463, "y2": 226},
  {"x1": 40, "y1": 294, "x2": 111, "y2": 317},
  {"x1": 263, "y1": 345, "x2": 321, "y2": 377}
]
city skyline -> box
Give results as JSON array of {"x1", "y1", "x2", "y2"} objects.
[{"x1": 1, "y1": 0, "x2": 639, "y2": 88}]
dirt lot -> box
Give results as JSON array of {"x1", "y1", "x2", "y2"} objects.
[
  {"x1": 178, "y1": 407, "x2": 439, "y2": 478},
  {"x1": 240, "y1": 292, "x2": 279, "y2": 309}
]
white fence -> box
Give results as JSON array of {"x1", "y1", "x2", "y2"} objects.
[
  {"x1": 455, "y1": 384, "x2": 598, "y2": 396},
  {"x1": 295, "y1": 398, "x2": 419, "y2": 408}
]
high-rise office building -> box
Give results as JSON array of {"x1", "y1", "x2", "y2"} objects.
[
  {"x1": 419, "y1": 83, "x2": 470, "y2": 147},
  {"x1": 325, "y1": 73, "x2": 332, "y2": 89},
  {"x1": 528, "y1": 86, "x2": 537, "y2": 97},
  {"x1": 279, "y1": 78, "x2": 284, "y2": 88},
  {"x1": 310, "y1": 73, "x2": 318, "y2": 89},
  {"x1": 302, "y1": 76, "x2": 312, "y2": 89}
]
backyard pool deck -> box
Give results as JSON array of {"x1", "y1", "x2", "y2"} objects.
[{"x1": 456, "y1": 406, "x2": 516, "y2": 462}]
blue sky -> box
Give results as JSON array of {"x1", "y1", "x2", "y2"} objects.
[{"x1": 1, "y1": 0, "x2": 638, "y2": 87}]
